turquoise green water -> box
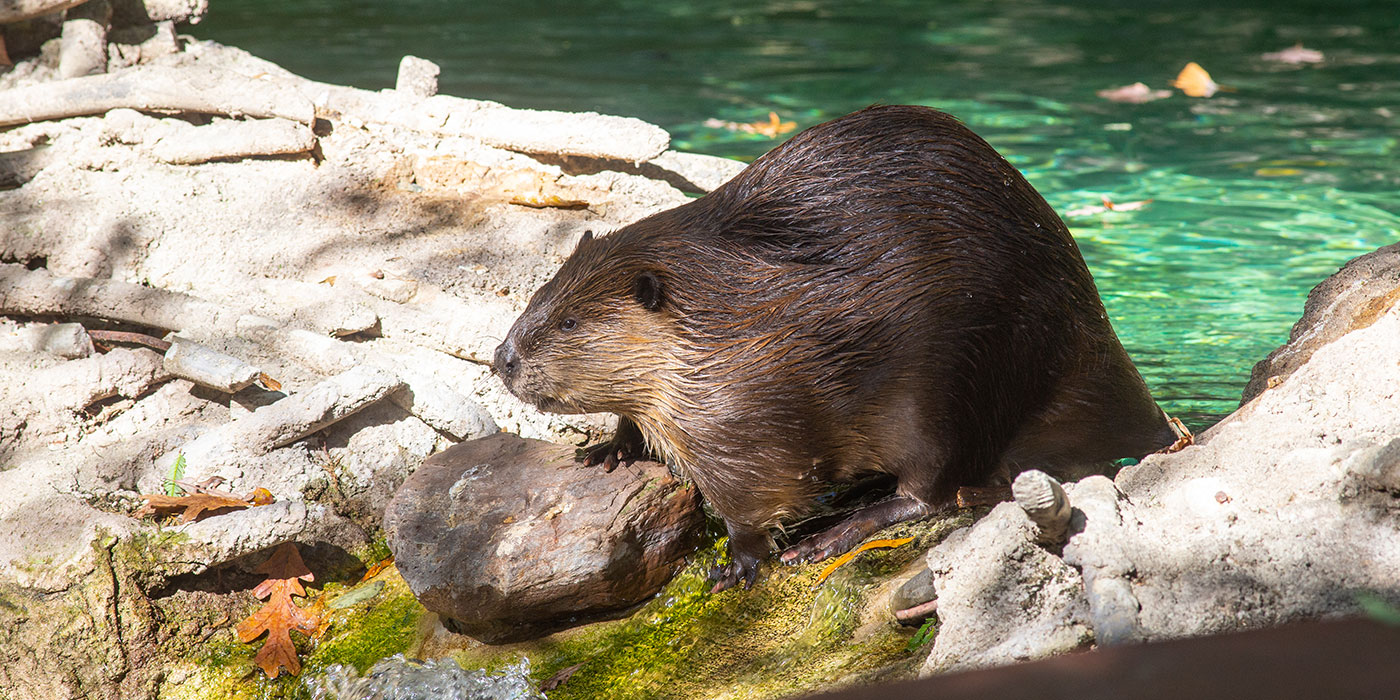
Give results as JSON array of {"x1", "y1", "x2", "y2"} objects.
[{"x1": 195, "y1": 0, "x2": 1400, "y2": 429}]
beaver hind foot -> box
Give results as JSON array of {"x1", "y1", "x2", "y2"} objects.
[{"x1": 779, "y1": 496, "x2": 935, "y2": 565}]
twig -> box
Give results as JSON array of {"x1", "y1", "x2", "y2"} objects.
[{"x1": 87, "y1": 329, "x2": 172, "y2": 352}]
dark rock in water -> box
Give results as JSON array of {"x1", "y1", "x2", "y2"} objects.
[
  {"x1": 383, "y1": 432, "x2": 704, "y2": 643},
  {"x1": 1242, "y1": 242, "x2": 1400, "y2": 404}
]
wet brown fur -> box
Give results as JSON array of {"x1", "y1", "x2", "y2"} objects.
[{"x1": 497, "y1": 105, "x2": 1174, "y2": 583}]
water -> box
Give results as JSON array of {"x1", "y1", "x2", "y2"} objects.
[
  {"x1": 309, "y1": 656, "x2": 543, "y2": 700},
  {"x1": 194, "y1": 0, "x2": 1400, "y2": 428}
]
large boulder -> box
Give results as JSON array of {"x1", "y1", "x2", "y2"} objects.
[
  {"x1": 1241, "y1": 241, "x2": 1400, "y2": 404},
  {"x1": 384, "y1": 433, "x2": 705, "y2": 643}
]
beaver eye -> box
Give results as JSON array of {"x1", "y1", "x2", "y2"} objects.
[{"x1": 559, "y1": 317, "x2": 578, "y2": 332}]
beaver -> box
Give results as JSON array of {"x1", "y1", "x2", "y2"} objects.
[{"x1": 494, "y1": 105, "x2": 1175, "y2": 591}]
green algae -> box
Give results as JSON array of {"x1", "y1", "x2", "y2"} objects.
[{"x1": 308, "y1": 577, "x2": 423, "y2": 674}]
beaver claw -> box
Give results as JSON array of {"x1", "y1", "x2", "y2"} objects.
[
  {"x1": 577, "y1": 417, "x2": 648, "y2": 473},
  {"x1": 577, "y1": 442, "x2": 633, "y2": 473},
  {"x1": 708, "y1": 561, "x2": 759, "y2": 593}
]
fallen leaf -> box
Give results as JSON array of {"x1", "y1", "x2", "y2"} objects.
[
  {"x1": 134, "y1": 492, "x2": 262, "y2": 524},
  {"x1": 1262, "y1": 43, "x2": 1324, "y2": 65},
  {"x1": 258, "y1": 373, "x2": 282, "y2": 391},
  {"x1": 235, "y1": 542, "x2": 321, "y2": 679},
  {"x1": 541, "y1": 662, "x2": 585, "y2": 692},
  {"x1": 815, "y1": 537, "x2": 914, "y2": 586},
  {"x1": 510, "y1": 193, "x2": 590, "y2": 209},
  {"x1": 704, "y1": 111, "x2": 797, "y2": 138},
  {"x1": 328, "y1": 580, "x2": 385, "y2": 609},
  {"x1": 361, "y1": 556, "x2": 395, "y2": 581},
  {"x1": 1172, "y1": 62, "x2": 1220, "y2": 98},
  {"x1": 1097, "y1": 82, "x2": 1172, "y2": 104},
  {"x1": 1065, "y1": 197, "x2": 1153, "y2": 217}
]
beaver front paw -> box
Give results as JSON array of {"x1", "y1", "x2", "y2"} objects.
[{"x1": 576, "y1": 417, "x2": 648, "y2": 472}]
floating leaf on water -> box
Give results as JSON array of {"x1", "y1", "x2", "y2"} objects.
[
  {"x1": 1172, "y1": 62, "x2": 1220, "y2": 98},
  {"x1": 1262, "y1": 43, "x2": 1324, "y2": 65},
  {"x1": 704, "y1": 111, "x2": 797, "y2": 138},
  {"x1": 1097, "y1": 82, "x2": 1172, "y2": 104}
]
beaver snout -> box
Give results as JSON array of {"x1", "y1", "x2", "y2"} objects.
[{"x1": 493, "y1": 339, "x2": 520, "y2": 382}]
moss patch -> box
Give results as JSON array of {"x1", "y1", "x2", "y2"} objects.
[{"x1": 447, "y1": 511, "x2": 971, "y2": 700}]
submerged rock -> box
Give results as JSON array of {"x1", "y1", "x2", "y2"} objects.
[{"x1": 384, "y1": 433, "x2": 704, "y2": 643}]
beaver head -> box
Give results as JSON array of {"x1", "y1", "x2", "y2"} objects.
[{"x1": 493, "y1": 228, "x2": 688, "y2": 421}]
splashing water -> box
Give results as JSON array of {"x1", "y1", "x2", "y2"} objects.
[{"x1": 308, "y1": 656, "x2": 545, "y2": 700}]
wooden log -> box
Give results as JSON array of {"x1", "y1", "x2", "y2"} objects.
[
  {"x1": 148, "y1": 117, "x2": 316, "y2": 164},
  {"x1": 0, "y1": 63, "x2": 316, "y2": 127},
  {"x1": 0, "y1": 263, "x2": 236, "y2": 333}
]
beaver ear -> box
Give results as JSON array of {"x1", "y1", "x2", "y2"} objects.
[
  {"x1": 576, "y1": 230, "x2": 593, "y2": 249},
  {"x1": 634, "y1": 271, "x2": 664, "y2": 311}
]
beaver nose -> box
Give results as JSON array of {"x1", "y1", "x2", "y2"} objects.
[{"x1": 494, "y1": 340, "x2": 519, "y2": 379}]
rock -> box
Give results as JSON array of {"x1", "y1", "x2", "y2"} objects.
[
  {"x1": 17, "y1": 321, "x2": 94, "y2": 358},
  {"x1": 162, "y1": 335, "x2": 260, "y2": 393},
  {"x1": 920, "y1": 503, "x2": 1094, "y2": 675},
  {"x1": 396, "y1": 55, "x2": 439, "y2": 98},
  {"x1": 384, "y1": 433, "x2": 704, "y2": 643},
  {"x1": 919, "y1": 255, "x2": 1400, "y2": 675},
  {"x1": 1241, "y1": 241, "x2": 1400, "y2": 404},
  {"x1": 58, "y1": 0, "x2": 109, "y2": 79},
  {"x1": 110, "y1": 0, "x2": 207, "y2": 26},
  {"x1": 1010, "y1": 469, "x2": 1071, "y2": 545}
]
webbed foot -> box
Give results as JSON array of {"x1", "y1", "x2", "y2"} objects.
[{"x1": 780, "y1": 495, "x2": 933, "y2": 565}]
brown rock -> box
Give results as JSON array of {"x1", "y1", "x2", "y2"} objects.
[
  {"x1": 383, "y1": 432, "x2": 704, "y2": 643},
  {"x1": 1241, "y1": 242, "x2": 1400, "y2": 404}
]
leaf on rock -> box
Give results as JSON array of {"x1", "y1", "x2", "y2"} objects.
[
  {"x1": 814, "y1": 537, "x2": 914, "y2": 586},
  {"x1": 235, "y1": 542, "x2": 322, "y2": 679},
  {"x1": 1171, "y1": 62, "x2": 1220, "y2": 98},
  {"x1": 258, "y1": 373, "x2": 283, "y2": 391},
  {"x1": 1159, "y1": 416, "x2": 1195, "y2": 454},
  {"x1": 361, "y1": 555, "x2": 395, "y2": 582},
  {"x1": 134, "y1": 492, "x2": 258, "y2": 524}
]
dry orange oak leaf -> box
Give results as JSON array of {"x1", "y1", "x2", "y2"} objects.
[
  {"x1": 133, "y1": 487, "x2": 274, "y2": 524},
  {"x1": 1172, "y1": 62, "x2": 1220, "y2": 98},
  {"x1": 236, "y1": 542, "x2": 322, "y2": 679}
]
